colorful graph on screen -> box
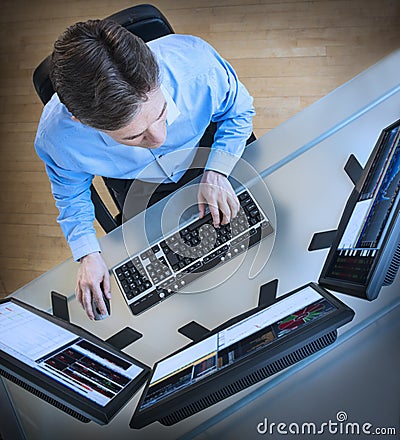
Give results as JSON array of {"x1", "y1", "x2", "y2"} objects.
[{"x1": 275, "y1": 300, "x2": 335, "y2": 337}]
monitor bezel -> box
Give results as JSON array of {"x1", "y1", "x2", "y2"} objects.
[
  {"x1": 0, "y1": 297, "x2": 150, "y2": 425},
  {"x1": 130, "y1": 282, "x2": 354, "y2": 428},
  {"x1": 318, "y1": 118, "x2": 400, "y2": 300}
]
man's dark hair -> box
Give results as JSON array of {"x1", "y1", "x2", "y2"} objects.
[{"x1": 50, "y1": 19, "x2": 160, "y2": 131}]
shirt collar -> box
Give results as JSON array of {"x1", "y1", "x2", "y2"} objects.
[
  {"x1": 99, "y1": 84, "x2": 180, "y2": 146},
  {"x1": 161, "y1": 84, "x2": 180, "y2": 126}
]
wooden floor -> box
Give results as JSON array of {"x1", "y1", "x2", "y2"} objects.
[{"x1": 0, "y1": 0, "x2": 399, "y2": 299}]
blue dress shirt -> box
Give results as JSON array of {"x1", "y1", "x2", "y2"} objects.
[{"x1": 35, "y1": 34, "x2": 255, "y2": 261}]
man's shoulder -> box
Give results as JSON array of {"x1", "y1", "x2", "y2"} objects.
[
  {"x1": 149, "y1": 34, "x2": 219, "y2": 67},
  {"x1": 149, "y1": 34, "x2": 213, "y2": 51},
  {"x1": 37, "y1": 94, "x2": 71, "y2": 133},
  {"x1": 149, "y1": 34, "x2": 222, "y2": 86},
  {"x1": 35, "y1": 94, "x2": 91, "y2": 151}
]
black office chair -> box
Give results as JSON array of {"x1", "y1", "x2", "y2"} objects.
[{"x1": 32, "y1": 4, "x2": 174, "y2": 233}]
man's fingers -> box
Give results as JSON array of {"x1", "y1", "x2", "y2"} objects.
[
  {"x1": 198, "y1": 203, "x2": 206, "y2": 219},
  {"x1": 75, "y1": 284, "x2": 83, "y2": 308},
  {"x1": 197, "y1": 189, "x2": 207, "y2": 219},
  {"x1": 102, "y1": 272, "x2": 112, "y2": 300},
  {"x1": 198, "y1": 171, "x2": 241, "y2": 227},
  {"x1": 80, "y1": 283, "x2": 95, "y2": 320},
  {"x1": 219, "y1": 199, "x2": 231, "y2": 225},
  {"x1": 76, "y1": 278, "x2": 106, "y2": 319},
  {"x1": 209, "y1": 204, "x2": 221, "y2": 228},
  {"x1": 76, "y1": 252, "x2": 111, "y2": 320},
  {"x1": 227, "y1": 193, "x2": 241, "y2": 219}
]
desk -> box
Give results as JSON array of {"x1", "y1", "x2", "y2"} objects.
[{"x1": 1, "y1": 49, "x2": 399, "y2": 440}]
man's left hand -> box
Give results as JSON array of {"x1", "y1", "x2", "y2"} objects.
[{"x1": 198, "y1": 170, "x2": 240, "y2": 228}]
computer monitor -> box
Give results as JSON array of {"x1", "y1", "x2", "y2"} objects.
[
  {"x1": 319, "y1": 118, "x2": 400, "y2": 300},
  {"x1": 130, "y1": 282, "x2": 354, "y2": 428},
  {"x1": 0, "y1": 298, "x2": 150, "y2": 425}
]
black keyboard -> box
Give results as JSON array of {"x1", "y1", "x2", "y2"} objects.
[{"x1": 112, "y1": 188, "x2": 273, "y2": 315}]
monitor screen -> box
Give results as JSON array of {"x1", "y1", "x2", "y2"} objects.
[
  {"x1": 319, "y1": 119, "x2": 400, "y2": 300},
  {"x1": 130, "y1": 283, "x2": 354, "y2": 428},
  {"x1": 0, "y1": 298, "x2": 150, "y2": 424}
]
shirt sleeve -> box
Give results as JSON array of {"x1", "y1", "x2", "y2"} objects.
[
  {"x1": 205, "y1": 46, "x2": 256, "y2": 176},
  {"x1": 36, "y1": 145, "x2": 101, "y2": 261}
]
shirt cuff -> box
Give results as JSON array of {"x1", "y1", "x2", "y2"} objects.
[
  {"x1": 70, "y1": 234, "x2": 102, "y2": 262},
  {"x1": 204, "y1": 149, "x2": 240, "y2": 177}
]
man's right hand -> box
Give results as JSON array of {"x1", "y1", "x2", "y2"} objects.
[{"x1": 76, "y1": 251, "x2": 111, "y2": 320}]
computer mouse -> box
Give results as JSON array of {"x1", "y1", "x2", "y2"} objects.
[{"x1": 92, "y1": 293, "x2": 111, "y2": 320}]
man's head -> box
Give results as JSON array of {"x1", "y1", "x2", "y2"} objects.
[{"x1": 50, "y1": 19, "x2": 160, "y2": 134}]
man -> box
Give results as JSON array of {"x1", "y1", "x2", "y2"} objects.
[{"x1": 35, "y1": 19, "x2": 255, "y2": 320}]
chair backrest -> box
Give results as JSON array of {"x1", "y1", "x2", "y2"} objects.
[
  {"x1": 107, "y1": 3, "x2": 174, "y2": 41},
  {"x1": 32, "y1": 4, "x2": 174, "y2": 232}
]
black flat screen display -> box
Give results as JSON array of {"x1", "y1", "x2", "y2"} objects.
[
  {"x1": 131, "y1": 283, "x2": 354, "y2": 428},
  {"x1": 0, "y1": 298, "x2": 150, "y2": 424},
  {"x1": 319, "y1": 119, "x2": 400, "y2": 299}
]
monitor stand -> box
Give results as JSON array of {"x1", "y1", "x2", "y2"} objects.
[
  {"x1": 50, "y1": 291, "x2": 142, "y2": 349},
  {"x1": 308, "y1": 154, "x2": 364, "y2": 252},
  {"x1": 178, "y1": 321, "x2": 211, "y2": 343},
  {"x1": 178, "y1": 279, "x2": 280, "y2": 343}
]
